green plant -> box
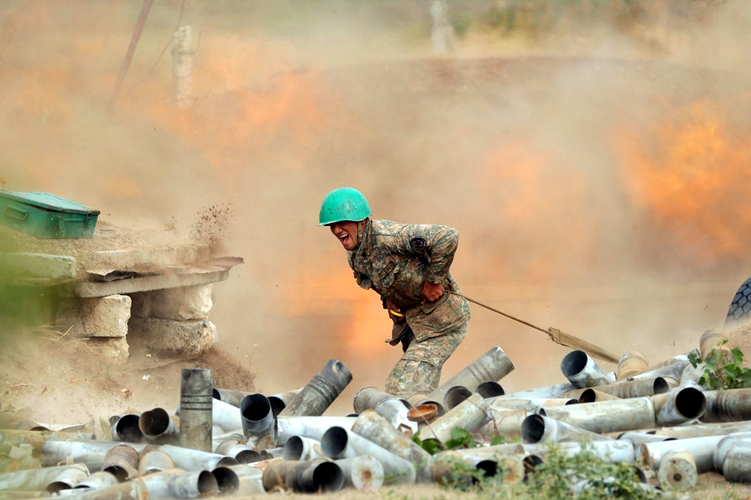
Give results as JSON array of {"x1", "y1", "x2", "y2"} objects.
[
  {"x1": 688, "y1": 340, "x2": 751, "y2": 390},
  {"x1": 411, "y1": 430, "x2": 443, "y2": 455},
  {"x1": 434, "y1": 454, "x2": 489, "y2": 492},
  {"x1": 490, "y1": 434, "x2": 507, "y2": 446},
  {"x1": 515, "y1": 444, "x2": 671, "y2": 500},
  {"x1": 445, "y1": 427, "x2": 477, "y2": 449}
]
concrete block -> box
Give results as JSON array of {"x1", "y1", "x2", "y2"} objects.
[
  {"x1": 56, "y1": 295, "x2": 131, "y2": 338},
  {"x1": 128, "y1": 317, "x2": 216, "y2": 359},
  {"x1": 130, "y1": 284, "x2": 213, "y2": 321},
  {"x1": 0, "y1": 252, "x2": 76, "y2": 280}
]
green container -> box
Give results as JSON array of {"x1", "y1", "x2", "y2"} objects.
[{"x1": 0, "y1": 190, "x2": 100, "y2": 239}]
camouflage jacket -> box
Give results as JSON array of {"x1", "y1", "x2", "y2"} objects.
[{"x1": 347, "y1": 219, "x2": 470, "y2": 341}]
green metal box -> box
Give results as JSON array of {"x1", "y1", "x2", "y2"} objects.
[{"x1": 0, "y1": 190, "x2": 100, "y2": 239}]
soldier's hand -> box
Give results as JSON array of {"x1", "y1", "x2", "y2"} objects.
[
  {"x1": 421, "y1": 281, "x2": 444, "y2": 303},
  {"x1": 385, "y1": 299, "x2": 404, "y2": 321}
]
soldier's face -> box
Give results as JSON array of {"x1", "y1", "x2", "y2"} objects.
[{"x1": 329, "y1": 220, "x2": 360, "y2": 251}]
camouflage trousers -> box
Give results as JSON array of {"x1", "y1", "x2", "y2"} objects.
[{"x1": 384, "y1": 322, "x2": 467, "y2": 399}]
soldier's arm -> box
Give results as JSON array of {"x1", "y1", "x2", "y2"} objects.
[{"x1": 397, "y1": 223, "x2": 459, "y2": 284}]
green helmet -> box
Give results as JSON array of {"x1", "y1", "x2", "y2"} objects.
[{"x1": 318, "y1": 187, "x2": 372, "y2": 225}]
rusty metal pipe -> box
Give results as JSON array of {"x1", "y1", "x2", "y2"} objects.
[
  {"x1": 45, "y1": 465, "x2": 90, "y2": 494},
  {"x1": 208, "y1": 398, "x2": 243, "y2": 434},
  {"x1": 699, "y1": 329, "x2": 731, "y2": 359},
  {"x1": 524, "y1": 440, "x2": 635, "y2": 463},
  {"x1": 41, "y1": 440, "x2": 148, "y2": 470},
  {"x1": 102, "y1": 443, "x2": 140, "y2": 482},
  {"x1": 560, "y1": 350, "x2": 615, "y2": 388},
  {"x1": 0, "y1": 463, "x2": 90, "y2": 492},
  {"x1": 142, "y1": 468, "x2": 219, "y2": 498},
  {"x1": 139, "y1": 407, "x2": 179, "y2": 445},
  {"x1": 353, "y1": 387, "x2": 413, "y2": 432},
  {"x1": 721, "y1": 444, "x2": 751, "y2": 483},
  {"x1": 444, "y1": 385, "x2": 472, "y2": 410},
  {"x1": 210, "y1": 466, "x2": 240, "y2": 495},
  {"x1": 240, "y1": 393, "x2": 274, "y2": 438},
  {"x1": 335, "y1": 456, "x2": 385, "y2": 490},
  {"x1": 616, "y1": 432, "x2": 676, "y2": 447},
  {"x1": 406, "y1": 394, "x2": 446, "y2": 417},
  {"x1": 224, "y1": 464, "x2": 264, "y2": 495},
  {"x1": 432, "y1": 450, "x2": 525, "y2": 484},
  {"x1": 274, "y1": 415, "x2": 356, "y2": 447},
  {"x1": 701, "y1": 388, "x2": 751, "y2": 423},
  {"x1": 267, "y1": 388, "x2": 302, "y2": 417},
  {"x1": 353, "y1": 386, "x2": 408, "y2": 413},
  {"x1": 712, "y1": 433, "x2": 751, "y2": 472},
  {"x1": 651, "y1": 384, "x2": 706, "y2": 426},
  {"x1": 320, "y1": 426, "x2": 416, "y2": 484},
  {"x1": 540, "y1": 397, "x2": 656, "y2": 434},
  {"x1": 521, "y1": 414, "x2": 613, "y2": 444},
  {"x1": 111, "y1": 413, "x2": 143, "y2": 443},
  {"x1": 212, "y1": 387, "x2": 247, "y2": 408},
  {"x1": 500, "y1": 382, "x2": 577, "y2": 399},
  {"x1": 138, "y1": 450, "x2": 174, "y2": 476},
  {"x1": 477, "y1": 381, "x2": 504, "y2": 398},
  {"x1": 577, "y1": 389, "x2": 621, "y2": 403},
  {"x1": 658, "y1": 449, "x2": 699, "y2": 490},
  {"x1": 262, "y1": 460, "x2": 344, "y2": 493},
  {"x1": 428, "y1": 346, "x2": 514, "y2": 405},
  {"x1": 640, "y1": 435, "x2": 728, "y2": 472},
  {"x1": 158, "y1": 444, "x2": 238, "y2": 471},
  {"x1": 282, "y1": 436, "x2": 325, "y2": 461},
  {"x1": 632, "y1": 355, "x2": 692, "y2": 383},
  {"x1": 215, "y1": 439, "x2": 261, "y2": 464},
  {"x1": 488, "y1": 397, "x2": 577, "y2": 412},
  {"x1": 418, "y1": 393, "x2": 490, "y2": 444},
  {"x1": 72, "y1": 470, "x2": 119, "y2": 490},
  {"x1": 654, "y1": 421, "x2": 751, "y2": 439},
  {"x1": 351, "y1": 409, "x2": 433, "y2": 482},
  {"x1": 278, "y1": 359, "x2": 353, "y2": 417},
  {"x1": 179, "y1": 368, "x2": 213, "y2": 452},
  {"x1": 477, "y1": 407, "x2": 528, "y2": 441},
  {"x1": 566, "y1": 377, "x2": 669, "y2": 400},
  {"x1": 617, "y1": 351, "x2": 649, "y2": 380}
]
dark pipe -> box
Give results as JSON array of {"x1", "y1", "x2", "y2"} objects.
[
  {"x1": 212, "y1": 388, "x2": 247, "y2": 408},
  {"x1": 111, "y1": 414, "x2": 143, "y2": 443},
  {"x1": 278, "y1": 359, "x2": 353, "y2": 417},
  {"x1": 179, "y1": 368, "x2": 213, "y2": 452},
  {"x1": 477, "y1": 381, "x2": 505, "y2": 398},
  {"x1": 444, "y1": 386, "x2": 472, "y2": 410},
  {"x1": 240, "y1": 393, "x2": 274, "y2": 438},
  {"x1": 211, "y1": 466, "x2": 240, "y2": 495}
]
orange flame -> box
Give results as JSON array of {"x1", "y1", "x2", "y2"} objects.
[{"x1": 616, "y1": 100, "x2": 751, "y2": 266}]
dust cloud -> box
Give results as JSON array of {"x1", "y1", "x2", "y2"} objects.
[{"x1": 2, "y1": 1, "x2": 751, "y2": 414}]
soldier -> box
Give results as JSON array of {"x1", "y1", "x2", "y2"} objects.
[{"x1": 319, "y1": 187, "x2": 470, "y2": 398}]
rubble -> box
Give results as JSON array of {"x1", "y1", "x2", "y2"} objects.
[{"x1": 2, "y1": 331, "x2": 751, "y2": 498}]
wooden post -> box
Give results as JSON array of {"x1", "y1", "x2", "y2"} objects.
[
  {"x1": 430, "y1": 0, "x2": 455, "y2": 56},
  {"x1": 172, "y1": 25, "x2": 193, "y2": 108},
  {"x1": 109, "y1": 0, "x2": 154, "y2": 116}
]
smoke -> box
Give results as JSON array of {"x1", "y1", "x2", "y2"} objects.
[{"x1": 3, "y1": 0, "x2": 751, "y2": 410}]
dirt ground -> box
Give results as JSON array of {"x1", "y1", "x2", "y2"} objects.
[
  {"x1": 0, "y1": 323, "x2": 256, "y2": 434},
  {"x1": 2, "y1": 1, "x2": 751, "y2": 495}
]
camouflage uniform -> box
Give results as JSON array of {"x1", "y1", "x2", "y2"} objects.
[{"x1": 347, "y1": 219, "x2": 470, "y2": 398}]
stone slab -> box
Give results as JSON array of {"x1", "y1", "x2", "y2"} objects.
[
  {"x1": 73, "y1": 267, "x2": 229, "y2": 298},
  {"x1": 0, "y1": 252, "x2": 76, "y2": 281},
  {"x1": 83, "y1": 244, "x2": 212, "y2": 272}
]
